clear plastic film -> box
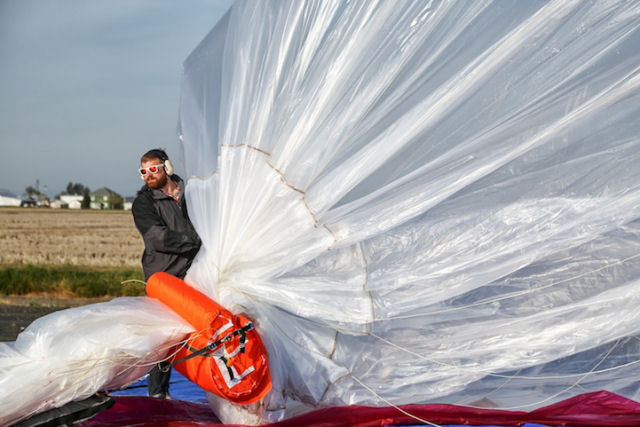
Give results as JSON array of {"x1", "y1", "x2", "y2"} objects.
[
  {"x1": 0, "y1": 298, "x2": 193, "y2": 425},
  {"x1": 178, "y1": 0, "x2": 640, "y2": 422},
  {"x1": 2, "y1": 1, "x2": 640, "y2": 425}
]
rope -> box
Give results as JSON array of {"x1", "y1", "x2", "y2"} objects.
[
  {"x1": 383, "y1": 252, "x2": 640, "y2": 321},
  {"x1": 350, "y1": 374, "x2": 441, "y2": 427},
  {"x1": 477, "y1": 338, "x2": 622, "y2": 411},
  {"x1": 160, "y1": 323, "x2": 254, "y2": 372},
  {"x1": 368, "y1": 331, "x2": 640, "y2": 381},
  {"x1": 120, "y1": 279, "x2": 146, "y2": 286}
]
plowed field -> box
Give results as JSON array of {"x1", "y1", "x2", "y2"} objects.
[{"x1": 0, "y1": 207, "x2": 143, "y2": 266}]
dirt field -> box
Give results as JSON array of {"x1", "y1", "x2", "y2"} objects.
[
  {"x1": 0, "y1": 207, "x2": 143, "y2": 341},
  {"x1": 0, "y1": 207, "x2": 143, "y2": 266}
]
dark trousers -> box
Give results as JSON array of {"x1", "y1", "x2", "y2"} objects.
[{"x1": 148, "y1": 361, "x2": 171, "y2": 397}]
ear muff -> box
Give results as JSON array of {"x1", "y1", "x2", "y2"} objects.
[
  {"x1": 164, "y1": 159, "x2": 174, "y2": 176},
  {"x1": 143, "y1": 149, "x2": 174, "y2": 176}
]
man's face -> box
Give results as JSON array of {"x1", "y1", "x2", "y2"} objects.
[{"x1": 140, "y1": 158, "x2": 167, "y2": 189}]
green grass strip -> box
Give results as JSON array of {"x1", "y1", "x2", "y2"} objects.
[{"x1": 0, "y1": 264, "x2": 145, "y2": 297}]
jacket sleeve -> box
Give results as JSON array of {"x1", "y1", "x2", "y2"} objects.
[{"x1": 132, "y1": 195, "x2": 201, "y2": 255}]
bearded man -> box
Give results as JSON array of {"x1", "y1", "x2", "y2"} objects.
[{"x1": 132, "y1": 148, "x2": 201, "y2": 398}]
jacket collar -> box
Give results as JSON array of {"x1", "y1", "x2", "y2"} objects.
[{"x1": 139, "y1": 175, "x2": 184, "y2": 200}]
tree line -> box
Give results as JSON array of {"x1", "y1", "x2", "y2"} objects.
[{"x1": 25, "y1": 182, "x2": 123, "y2": 210}]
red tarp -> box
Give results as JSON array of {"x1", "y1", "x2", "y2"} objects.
[{"x1": 86, "y1": 391, "x2": 640, "y2": 427}]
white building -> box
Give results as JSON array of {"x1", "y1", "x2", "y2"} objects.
[
  {"x1": 123, "y1": 197, "x2": 135, "y2": 211},
  {"x1": 60, "y1": 194, "x2": 83, "y2": 209},
  {"x1": 0, "y1": 189, "x2": 21, "y2": 207}
]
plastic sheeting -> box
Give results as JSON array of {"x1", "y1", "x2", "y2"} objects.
[
  {"x1": 2, "y1": 0, "x2": 640, "y2": 425},
  {"x1": 177, "y1": 0, "x2": 640, "y2": 422},
  {"x1": 0, "y1": 299, "x2": 193, "y2": 425},
  {"x1": 86, "y1": 391, "x2": 640, "y2": 427}
]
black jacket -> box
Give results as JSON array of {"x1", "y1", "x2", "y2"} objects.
[{"x1": 132, "y1": 175, "x2": 201, "y2": 281}]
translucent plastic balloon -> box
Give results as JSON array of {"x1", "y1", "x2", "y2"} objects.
[
  {"x1": 2, "y1": 1, "x2": 640, "y2": 425},
  {"x1": 178, "y1": 0, "x2": 640, "y2": 422}
]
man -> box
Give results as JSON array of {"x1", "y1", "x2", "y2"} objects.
[{"x1": 132, "y1": 148, "x2": 201, "y2": 398}]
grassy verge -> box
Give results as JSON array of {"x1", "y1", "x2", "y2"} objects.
[{"x1": 0, "y1": 264, "x2": 145, "y2": 298}]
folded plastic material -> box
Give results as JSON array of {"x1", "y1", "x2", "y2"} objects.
[
  {"x1": 86, "y1": 391, "x2": 640, "y2": 427},
  {"x1": 0, "y1": 298, "x2": 192, "y2": 425},
  {"x1": 178, "y1": 0, "x2": 640, "y2": 422},
  {"x1": 2, "y1": 1, "x2": 640, "y2": 425}
]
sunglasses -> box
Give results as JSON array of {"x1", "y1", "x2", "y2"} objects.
[{"x1": 139, "y1": 164, "x2": 165, "y2": 176}]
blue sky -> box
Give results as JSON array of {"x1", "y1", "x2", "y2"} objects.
[{"x1": 0, "y1": 0, "x2": 233, "y2": 198}]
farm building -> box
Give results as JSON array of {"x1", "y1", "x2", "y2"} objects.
[
  {"x1": 90, "y1": 187, "x2": 122, "y2": 210},
  {"x1": 0, "y1": 189, "x2": 21, "y2": 207},
  {"x1": 59, "y1": 194, "x2": 83, "y2": 209},
  {"x1": 123, "y1": 196, "x2": 134, "y2": 210},
  {"x1": 49, "y1": 199, "x2": 68, "y2": 209}
]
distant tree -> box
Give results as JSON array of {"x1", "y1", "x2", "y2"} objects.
[
  {"x1": 66, "y1": 182, "x2": 88, "y2": 195},
  {"x1": 81, "y1": 188, "x2": 91, "y2": 209},
  {"x1": 25, "y1": 186, "x2": 42, "y2": 197}
]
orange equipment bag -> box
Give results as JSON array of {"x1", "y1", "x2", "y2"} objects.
[{"x1": 146, "y1": 272, "x2": 272, "y2": 404}]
